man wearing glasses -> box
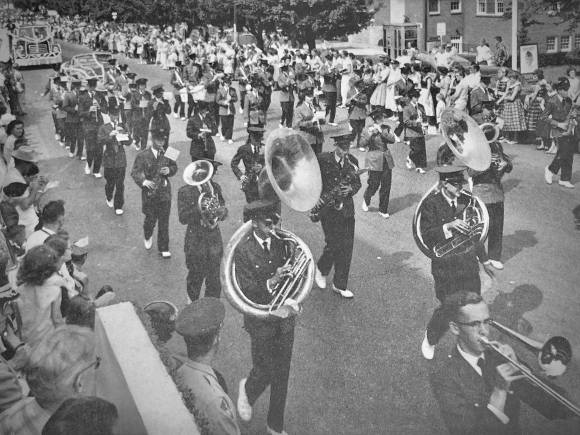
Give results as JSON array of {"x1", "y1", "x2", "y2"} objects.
[
  {"x1": 234, "y1": 200, "x2": 295, "y2": 435},
  {"x1": 419, "y1": 166, "x2": 494, "y2": 360}
]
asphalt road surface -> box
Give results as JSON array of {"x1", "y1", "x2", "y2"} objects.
[{"x1": 18, "y1": 40, "x2": 580, "y2": 435}]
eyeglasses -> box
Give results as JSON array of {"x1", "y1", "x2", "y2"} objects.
[
  {"x1": 454, "y1": 318, "x2": 494, "y2": 329},
  {"x1": 77, "y1": 356, "x2": 101, "y2": 378},
  {"x1": 262, "y1": 216, "x2": 280, "y2": 226}
]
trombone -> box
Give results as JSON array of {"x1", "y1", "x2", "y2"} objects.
[{"x1": 481, "y1": 321, "x2": 580, "y2": 418}]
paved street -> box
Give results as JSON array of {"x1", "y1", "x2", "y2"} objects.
[{"x1": 19, "y1": 40, "x2": 580, "y2": 434}]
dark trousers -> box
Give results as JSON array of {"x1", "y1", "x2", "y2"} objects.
[
  {"x1": 220, "y1": 115, "x2": 234, "y2": 140},
  {"x1": 317, "y1": 214, "x2": 355, "y2": 290},
  {"x1": 324, "y1": 91, "x2": 336, "y2": 123},
  {"x1": 104, "y1": 167, "x2": 125, "y2": 210},
  {"x1": 143, "y1": 200, "x2": 171, "y2": 252},
  {"x1": 262, "y1": 93, "x2": 272, "y2": 116},
  {"x1": 240, "y1": 90, "x2": 247, "y2": 110},
  {"x1": 173, "y1": 99, "x2": 185, "y2": 118},
  {"x1": 243, "y1": 182, "x2": 260, "y2": 204},
  {"x1": 65, "y1": 122, "x2": 83, "y2": 156},
  {"x1": 548, "y1": 136, "x2": 575, "y2": 182},
  {"x1": 133, "y1": 118, "x2": 148, "y2": 149},
  {"x1": 409, "y1": 136, "x2": 427, "y2": 169},
  {"x1": 426, "y1": 274, "x2": 481, "y2": 346},
  {"x1": 185, "y1": 240, "x2": 223, "y2": 301},
  {"x1": 349, "y1": 119, "x2": 365, "y2": 147},
  {"x1": 280, "y1": 101, "x2": 294, "y2": 127},
  {"x1": 311, "y1": 141, "x2": 323, "y2": 156},
  {"x1": 51, "y1": 113, "x2": 58, "y2": 133},
  {"x1": 56, "y1": 118, "x2": 66, "y2": 142},
  {"x1": 126, "y1": 110, "x2": 134, "y2": 135},
  {"x1": 187, "y1": 96, "x2": 196, "y2": 118},
  {"x1": 485, "y1": 201, "x2": 504, "y2": 261},
  {"x1": 245, "y1": 320, "x2": 294, "y2": 433},
  {"x1": 85, "y1": 130, "x2": 101, "y2": 172},
  {"x1": 363, "y1": 169, "x2": 392, "y2": 214}
]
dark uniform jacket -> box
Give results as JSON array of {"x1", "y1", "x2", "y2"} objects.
[
  {"x1": 78, "y1": 91, "x2": 105, "y2": 131},
  {"x1": 403, "y1": 102, "x2": 426, "y2": 139},
  {"x1": 319, "y1": 64, "x2": 337, "y2": 93},
  {"x1": 230, "y1": 142, "x2": 264, "y2": 180},
  {"x1": 346, "y1": 88, "x2": 367, "y2": 120},
  {"x1": 186, "y1": 113, "x2": 217, "y2": 160},
  {"x1": 131, "y1": 148, "x2": 178, "y2": 211},
  {"x1": 130, "y1": 89, "x2": 152, "y2": 121},
  {"x1": 99, "y1": 122, "x2": 131, "y2": 168},
  {"x1": 294, "y1": 102, "x2": 324, "y2": 145},
  {"x1": 147, "y1": 98, "x2": 172, "y2": 135},
  {"x1": 317, "y1": 152, "x2": 362, "y2": 219},
  {"x1": 359, "y1": 125, "x2": 396, "y2": 171},
  {"x1": 540, "y1": 94, "x2": 573, "y2": 138},
  {"x1": 61, "y1": 90, "x2": 80, "y2": 123},
  {"x1": 178, "y1": 182, "x2": 225, "y2": 249},
  {"x1": 234, "y1": 232, "x2": 295, "y2": 336},
  {"x1": 419, "y1": 191, "x2": 481, "y2": 279},
  {"x1": 242, "y1": 91, "x2": 265, "y2": 124},
  {"x1": 216, "y1": 86, "x2": 238, "y2": 116},
  {"x1": 277, "y1": 73, "x2": 295, "y2": 102}
]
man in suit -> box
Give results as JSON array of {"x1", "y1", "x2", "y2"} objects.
[
  {"x1": 360, "y1": 109, "x2": 396, "y2": 218},
  {"x1": 420, "y1": 166, "x2": 494, "y2": 359},
  {"x1": 347, "y1": 79, "x2": 368, "y2": 149},
  {"x1": 319, "y1": 55, "x2": 338, "y2": 126},
  {"x1": 175, "y1": 298, "x2": 241, "y2": 435},
  {"x1": 243, "y1": 76, "x2": 265, "y2": 130},
  {"x1": 148, "y1": 85, "x2": 172, "y2": 151},
  {"x1": 544, "y1": 79, "x2": 577, "y2": 188},
  {"x1": 178, "y1": 161, "x2": 227, "y2": 301},
  {"x1": 131, "y1": 78, "x2": 152, "y2": 150},
  {"x1": 314, "y1": 134, "x2": 362, "y2": 299},
  {"x1": 79, "y1": 78, "x2": 105, "y2": 176},
  {"x1": 230, "y1": 127, "x2": 266, "y2": 203},
  {"x1": 403, "y1": 88, "x2": 427, "y2": 174},
  {"x1": 235, "y1": 200, "x2": 296, "y2": 435},
  {"x1": 216, "y1": 75, "x2": 238, "y2": 144},
  {"x1": 131, "y1": 131, "x2": 178, "y2": 258},
  {"x1": 277, "y1": 64, "x2": 295, "y2": 128},
  {"x1": 101, "y1": 107, "x2": 132, "y2": 215},
  {"x1": 187, "y1": 102, "x2": 217, "y2": 162},
  {"x1": 62, "y1": 79, "x2": 83, "y2": 159}
]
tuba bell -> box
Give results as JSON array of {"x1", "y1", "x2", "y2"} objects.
[
  {"x1": 413, "y1": 108, "x2": 491, "y2": 259},
  {"x1": 221, "y1": 128, "x2": 322, "y2": 319}
]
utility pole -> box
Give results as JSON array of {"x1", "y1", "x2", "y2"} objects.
[
  {"x1": 511, "y1": 0, "x2": 518, "y2": 70},
  {"x1": 233, "y1": 1, "x2": 238, "y2": 44}
]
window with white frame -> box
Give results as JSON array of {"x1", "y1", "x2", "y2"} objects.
[
  {"x1": 575, "y1": 35, "x2": 580, "y2": 48},
  {"x1": 546, "y1": 37, "x2": 557, "y2": 52},
  {"x1": 450, "y1": 36, "x2": 463, "y2": 54},
  {"x1": 451, "y1": 0, "x2": 461, "y2": 13},
  {"x1": 477, "y1": 0, "x2": 504, "y2": 16},
  {"x1": 428, "y1": 0, "x2": 440, "y2": 14},
  {"x1": 561, "y1": 36, "x2": 571, "y2": 51}
]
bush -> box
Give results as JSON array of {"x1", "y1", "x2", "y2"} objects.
[{"x1": 538, "y1": 52, "x2": 580, "y2": 67}]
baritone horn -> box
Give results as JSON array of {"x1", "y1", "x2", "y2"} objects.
[
  {"x1": 412, "y1": 108, "x2": 492, "y2": 259},
  {"x1": 183, "y1": 160, "x2": 226, "y2": 229},
  {"x1": 222, "y1": 128, "x2": 322, "y2": 319}
]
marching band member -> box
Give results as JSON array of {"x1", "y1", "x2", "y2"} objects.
[
  {"x1": 216, "y1": 75, "x2": 238, "y2": 144},
  {"x1": 147, "y1": 84, "x2": 172, "y2": 151},
  {"x1": 346, "y1": 79, "x2": 368, "y2": 149},
  {"x1": 235, "y1": 200, "x2": 297, "y2": 435},
  {"x1": 419, "y1": 166, "x2": 494, "y2": 360},
  {"x1": 319, "y1": 55, "x2": 339, "y2": 127},
  {"x1": 187, "y1": 102, "x2": 217, "y2": 163},
  {"x1": 104, "y1": 58, "x2": 117, "y2": 90},
  {"x1": 175, "y1": 299, "x2": 241, "y2": 435},
  {"x1": 171, "y1": 60, "x2": 188, "y2": 120},
  {"x1": 78, "y1": 78, "x2": 105, "y2": 177},
  {"x1": 277, "y1": 63, "x2": 295, "y2": 128},
  {"x1": 230, "y1": 127, "x2": 266, "y2": 204},
  {"x1": 314, "y1": 134, "x2": 361, "y2": 299},
  {"x1": 100, "y1": 107, "x2": 132, "y2": 215},
  {"x1": 184, "y1": 53, "x2": 202, "y2": 118},
  {"x1": 202, "y1": 61, "x2": 220, "y2": 130},
  {"x1": 235, "y1": 56, "x2": 251, "y2": 113},
  {"x1": 131, "y1": 131, "x2": 178, "y2": 258},
  {"x1": 256, "y1": 59, "x2": 274, "y2": 117},
  {"x1": 360, "y1": 109, "x2": 396, "y2": 218},
  {"x1": 243, "y1": 76, "x2": 265, "y2": 130},
  {"x1": 62, "y1": 79, "x2": 84, "y2": 159},
  {"x1": 125, "y1": 81, "x2": 138, "y2": 138},
  {"x1": 403, "y1": 88, "x2": 427, "y2": 174},
  {"x1": 130, "y1": 78, "x2": 152, "y2": 150},
  {"x1": 178, "y1": 161, "x2": 228, "y2": 301},
  {"x1": 294, "y1": 88, "x2": 325, "y2": 155}
]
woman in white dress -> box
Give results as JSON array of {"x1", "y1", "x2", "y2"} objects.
[
  {"x1": 384, "y1": 60, "x2": 401, "y2": 118},
  {"x1": 369, "y1": 58, "x2": 390, "y2": 110},
  {"x1": 418, "y1": 66, "x2": 436, "y2": 132}
]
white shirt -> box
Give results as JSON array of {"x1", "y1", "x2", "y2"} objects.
[
  {"x1": 24, "y1": 227, "x2": 56, "y2": 252},
  {"x1": 457, "y1": 344, "x2": 510, "y2": 424},
  {"x1": 253, "y1": 231, "x2": 271, "y2": 251}
]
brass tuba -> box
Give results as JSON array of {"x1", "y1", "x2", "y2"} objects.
[
  {"x1": 183, "y1": 160, "x2": 225, "y2": 229},
  {"x1": 221, "y1": 128, "x2": 322, "y2": 319},
  {"x1": 413, "y1": 108, "x2": 491, "y2": 259}
]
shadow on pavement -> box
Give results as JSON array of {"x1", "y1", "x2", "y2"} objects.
[
  {"x1": 489, "y1": 283, "x2": 543, "y2": 337},
  {"x1": 388, "y1": 193, "x2": 423, "y2": 216},
  {"x1": 502, "y1": 230, "x2": 538, "y2": 263}
]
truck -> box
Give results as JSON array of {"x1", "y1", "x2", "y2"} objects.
[{"x1": 12, "y1": 23, "x2": 62, "y2": 67}]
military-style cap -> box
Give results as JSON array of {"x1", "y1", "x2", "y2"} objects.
[
  {"x1": 175, "y1": 297, "x2": 225, "y2": 338},
  {"x1": 331, "y1": 133, "x2": 354, "y2": 149},
  {"x1": 368, "y1": 108, "x2": 386, "y2": 120},
  {"x1": 151, "y1": 84, "x2": 164, "y2": 94},
  {"x1": 279, "y1": 64, "x2": 290, "y2": 71},
  {"x1": 188, "y1": 53, "x2": 197, "y2": 60},
  {"x1": 243, "y1": 199, "x2": 279, "y2": 222},
  {"x1": 136, "y1": 78, "x2": 148, "y2": 86},
  {"x1": 129, "y1": 82, "x2": 138, "y2": 88},
  {"x1": 52, "y1": 77, "x2": 61, "y2": 85},
  {"x1": 407, "y1": 87, "x2": 421, "y2": 98},
  {"x1": 107, "y1": 58, "x2": 117, "y2": 65},
  {"x1": 259, "y1": 59, "x2": 269, "y2": 66},
  {"x1": 86, "y1": 78, "x2": 98, "y2": 87},
  {"x1": 71, "y1": 79, "x2": 82, "y2": 88},
  {"x1": 306, "y1": 69, "x2": 316, "y2": 76},
  {"x1": 126, "y1": 72, "x2": 137, "y2": 80},
  {"x1": 437, "y1": 66, "x2": 449, "y2": 75},
  {"x1": 175, "y1": 60, "x2": 182, "y2": 67},
  {"x1": 301, "y1": 87, "x2": 314, "y2": 97},
  {"x1": 436, "y1": 165, "x2": 468, "y2": 184},
  {"x1": 119, "y1": 64, "x2": 129, "y2": 72},
  {"x1": 248, "y1": 126, "x2": 266, "y2": 134}
]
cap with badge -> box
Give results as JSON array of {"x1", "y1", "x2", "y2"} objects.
[
  {"x1": 436, "y1": 165, "x2": 467, "y2": 185},
  {"x1": 175, "y1": 297, "x2": 225, "y2": 339},
  {"x1": 136, "y1": 78, "x2": 148, "y2": 86},
  {"x1": 107, "y1": 58, "x2": 117, "y2": 66},
  {"x1": 118, "y1": 64, "x2": 129, "y2": 72},
  {"x1": 243, "y1": 199, "x2": 279, "y2": 223},
  {"x1": 71, "y1": 79, "x2": 82, "y2": 89},
  {"x1": 151, "y1": 84, "x2": 164, "y2": 95},
  {"x1": 126, "y1": 72, "x2": 137, "y2": 81},
  {"x1": 407, "y1": 87, "x2": 421, "y2": 98},
  {"x1": 86, "y1": 78, "x2": 98, "y2": 87},
  {"x1": 331, "y1": 133, "x2": 354, "y2": 150},
  {"x1": 129, "y1": 82, "x2": 138, "y2": 89}
]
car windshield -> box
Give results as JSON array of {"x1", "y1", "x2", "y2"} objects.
[{"x1": 18, "y1": 26, "x2": 48, "y2": 40}]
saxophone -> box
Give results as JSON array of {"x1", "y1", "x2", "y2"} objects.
[{"x1": 562, "y1": 102, "x2": 578, "y2": 136}]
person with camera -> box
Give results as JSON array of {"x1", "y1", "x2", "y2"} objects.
[
  {"x1": 178, "y1": 161, "x2": 227, "y2": 302},
  {"x1": 131, "y1": 132, "x2": 178, "y2": 258}
]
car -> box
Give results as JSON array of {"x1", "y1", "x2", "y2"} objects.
[
  {"x1": 60, "y1": 52, "x2": 112, "y2": 83},
  {"x1": 12, "y1": 23, "x2": 62, "y2": 67}
]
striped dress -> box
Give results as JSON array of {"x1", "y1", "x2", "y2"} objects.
[
  {"x1": 525, "y1": 82, "x2": 546, "y2": 131},
  {"x1": 498, "y1": 81, "x2": 527, "y2": 131}
]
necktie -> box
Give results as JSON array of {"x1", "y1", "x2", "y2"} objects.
[
  {"x1": 263, "y1": 241, "x2": 270, "y2": 255},
  {"x1": 451, "y1": 200, "x2": 457, "y2": 214},
  {"x1": 338, "y1": 158, "x2": 343, "y2": 170},
  {"x1": 213, "y1": 368, "x2": 228, "y2": 394},
  {"x1": 477, "y1": 357, "x2": 485, "y2": 375}
]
